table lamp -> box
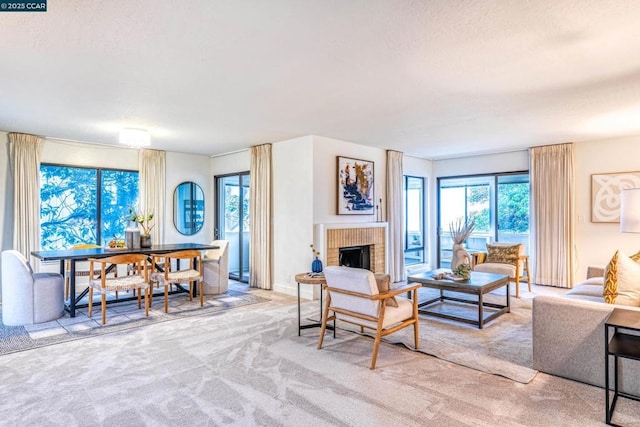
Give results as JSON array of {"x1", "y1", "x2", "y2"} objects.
[{"x1": 620, "y1": 188, "x2": 640, "y2": 233}]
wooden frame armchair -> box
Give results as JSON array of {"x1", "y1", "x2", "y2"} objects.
[
  {"x1": 87, "y1": 253, "x2": 151, "y2": 325},
  {"x1": 318, "y1": 266, "x2": 421, "y2": 370},
  {"x1": 150, "y1": 250, "x2": 204, "y2": 312},
  {"x1": 473, "y1": 242, "x2": 531, "y2": 297}
]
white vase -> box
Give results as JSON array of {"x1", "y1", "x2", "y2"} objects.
[{"x1": 451, "y1": 243, "x2": 471, "y2": 270}]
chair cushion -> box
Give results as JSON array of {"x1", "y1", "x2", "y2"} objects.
[
  {"x1": 89, "y1": 274, "x2": 151, "y2": 292},
  {"x1": 167, "y1": 269, "x2": 202, "y2": 283},
  {"x1": 603, "y1": 250, "x2": 640, "y2": 306},
  {"x1": 374, "y1": 274, "x2": 398, "y2": 307},
  {"x1": 567, "y1": 278, "x2": 604, "y2": 298},
  {"x1": 152, "y1": 270, "x2": 202, "y2": 285},
  {"x1": 338, "y1": 296, "x2": 414, "y2": 330},
  {"x1": 473, "y1": 262, "x2": 516, "y2": 278},
  {"x1": 485, "y1": 243, "x2": 520, "y2": 266}
]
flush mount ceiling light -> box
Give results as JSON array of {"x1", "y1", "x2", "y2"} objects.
[{"x1": 119, "y1": 128, "x2": 151, "y2": 148}]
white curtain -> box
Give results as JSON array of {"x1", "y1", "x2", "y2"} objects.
[
  {"x1": 249, "y1": 144, "x2": 272, "y2": 289},
  {"x1": 138, "y1": 149, "x2": 166, "y2": 244},
  {"x1": 530, "y1": 143, "x2": 575, "y2": 287},
  {"x1": 8, "y1": 133, "x2": 44, "y2": 267},
  {"x1": 386, "y1": 150, "x2": 405, "y2": 282}
]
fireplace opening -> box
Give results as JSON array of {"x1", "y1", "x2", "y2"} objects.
[{"x1": 339, "y1": 245, "x2": 371, "y2": 270}]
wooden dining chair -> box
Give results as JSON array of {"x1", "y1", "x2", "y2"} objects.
[
  {"x1": 87, "y1": 253, "x2": 152, "y2": 325},
  {"x1": 150, "y1": 250, "x2": 204, "y2": 313},
  {"x1": 64, "y1": 243, "x2": 105, "y2": 300}
]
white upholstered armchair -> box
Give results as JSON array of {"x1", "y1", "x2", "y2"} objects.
[
  {"x1": 1, "y1": 250, "x2": 65, "y2": 326},
  {"x1": 318, "y1": 266, "x2": 421, "y2": 370},
  {"x1": 202, "y1": 240, "x2": 229, "y2": 294}
]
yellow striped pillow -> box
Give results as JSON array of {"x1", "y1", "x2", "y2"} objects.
[{"x1": 603, "y1": 250, "x2": 640, "y2": 305}]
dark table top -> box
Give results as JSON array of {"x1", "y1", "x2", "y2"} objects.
[
  {"x1": 407, "y1": 269, "x2": 509, "y2": 290},
  {"x1": 31, "y1": 243, "x2": 219, "y2": 261},
  {"x1": 606, "y1": 308, "x2": 640, "y2": 330}
]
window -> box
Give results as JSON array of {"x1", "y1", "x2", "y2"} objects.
[
  {"x1": 40, "y1": 164, "x2": 139, "y2": 250},
  {"x1": 437, "y1": 172, "x2": 529, "y2": 268},
  {"x1": 404, "y1": 176, "x2": 425, "y2": 266}
]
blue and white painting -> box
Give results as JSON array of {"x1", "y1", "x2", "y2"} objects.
[{"x1": 337, "y1": 156, "x2": 375, "y2": 215}]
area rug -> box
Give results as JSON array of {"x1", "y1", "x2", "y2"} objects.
[
  {"x1": 0, "y1": 289, "x2": 270, "y2": 356},
  {"x1": 300, "y1": 288, "x2": 537, "y2": 384}
]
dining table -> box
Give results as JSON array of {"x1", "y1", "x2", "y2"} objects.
[{"x1": 31, "y1": 242, "x2": 219, "y2": 317}]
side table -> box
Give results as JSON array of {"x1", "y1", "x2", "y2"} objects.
[
  {"x1": 604, "y1": 308, "x2": 640, "y2": 425},
  {"x1": 295, "y1": 273, "x2": 335, "y2": 337}
]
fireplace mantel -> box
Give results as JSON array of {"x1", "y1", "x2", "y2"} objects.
[{"x1": 314, "y1": 222, "x2": 388, "y2": 274}]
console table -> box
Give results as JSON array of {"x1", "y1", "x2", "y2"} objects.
[{"x1": 605, "y1": 308, "x2": 640, "y2": 425}]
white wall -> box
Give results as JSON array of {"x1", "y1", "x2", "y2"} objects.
[
  {"x1": 574, "y1": 136, "x2": 640, "y2": 276},
  {"x1": 211, "y1": 150, "x2": 250, "y2": 176},
  {"x1": 270, "y1": 135, "x2": 389, "y2": 297},
  {"x1": 42, "y1": 139, "x2": 139, "y2": 170},
  {"x1": 312, "y1": 136, "x2": 387, "y2": 224},
  {"x1": 272, "y1": 136, "x2": 315, "y2": 296},
  {"x1": 165, "y1": 151, "x2": 212, "y2": 244}
]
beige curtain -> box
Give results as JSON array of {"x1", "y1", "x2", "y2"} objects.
[
  {"x1": 386, "y1": 150, "x2": 405, "y2": 282},
  {"x1": 249, "y1": 144, "x2": 272, "y2": 289},
  {"x1": 530, "y1": 143, "x2": 575, "y2": 287},
  {"x1": 138, "y1": 149, "x2": 166, "y2": 244},
  {"x1": 8, "y1": 133, "x2": 44, "y2": 267}
]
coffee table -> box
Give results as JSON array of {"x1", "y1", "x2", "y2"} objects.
[{"x1": 407, "y1": 270, "x2": 510, "y2": 329}]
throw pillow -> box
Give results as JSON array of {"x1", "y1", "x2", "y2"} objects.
[
  {"x1": 603, "y1": 250, "x2": 640, "y2": 306},
  {"x1": 485, "y1": 243, "x2": 520, "y2": 266},
  {"x1": 374, "y1": 274, "x2": 398, "y2": 307}
]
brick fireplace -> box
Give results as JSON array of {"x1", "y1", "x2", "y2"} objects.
[{"x1": 315, "y1": 223, "x2": 387, "y2": 274}]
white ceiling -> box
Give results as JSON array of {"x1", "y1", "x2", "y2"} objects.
[{"x1": 2, "y1": 0, "x2": 640, "y2": 159}]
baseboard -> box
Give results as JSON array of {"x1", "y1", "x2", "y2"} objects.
[{"x1": 273, "y1": 281, "x2": 317, "y2": 300}]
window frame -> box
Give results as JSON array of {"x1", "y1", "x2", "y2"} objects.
[
  {"x1": 39, "y1": 163, "x2": 139, "y2": 250},
  {"x1": 403, "y1": 175, "x2": 426, "y2": 266},
  {"x1": 437, "y1": 170, "x2": 529, "y2": 268}
]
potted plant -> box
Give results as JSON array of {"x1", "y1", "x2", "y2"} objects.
[
  {"x1": 449, "y1": 216, "x2": 476, "y2": 270},
  {"x1": 130, "y1": 210, "x2": 155, "y2": 248}
]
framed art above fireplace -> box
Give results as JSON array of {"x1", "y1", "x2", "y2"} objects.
[{"x1": 337, "y1": 156, "x2": 374, "y2": 215}]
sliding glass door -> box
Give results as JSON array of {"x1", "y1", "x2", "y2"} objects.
[
  {"x1": 404, "y1": 176, "x2": 425, "y2": 266},
  {"x1": 437, "y1": 172, "x2": 529, "y2": 268},
  {"x1": 215, "y1": 173, "x2": 250, "y2": 282}
]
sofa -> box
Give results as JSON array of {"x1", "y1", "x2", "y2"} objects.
[{"x1": 532, "y1": 267, "x2": 640, "y2": 396}]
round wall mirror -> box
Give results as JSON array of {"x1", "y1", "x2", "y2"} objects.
[{"x1": 173, "y1": 181, "x2": 204, "y2": 235}]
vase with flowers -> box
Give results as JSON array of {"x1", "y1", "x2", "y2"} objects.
[
  {"x1": 310, "y1": 244, "x2": 323, "y2": 273},
  {"x1": 130, "y1": 209, "x2": 155, "y2": 248}
]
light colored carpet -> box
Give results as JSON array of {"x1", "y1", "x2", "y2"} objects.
[
  {"x1": 385, "y1": 288, "x2": 536, "y2": 383},
  {"x1": 2, "y1": 291, "x2": 640, "y2": 426},
  {"x1": 0, "y1": 289, "x2": 269, "y2": 356}
]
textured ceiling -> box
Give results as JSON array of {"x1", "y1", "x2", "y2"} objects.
[{"x1": 2, "y1": 0, "x2": 640, "y2": 159}]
